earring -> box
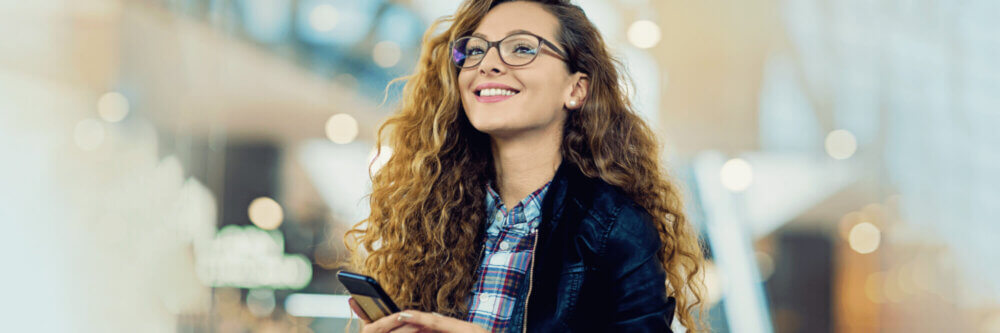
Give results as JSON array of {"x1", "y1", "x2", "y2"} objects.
[{"x1": 568, "y1": 100, "x2": 577, "y2": 107}]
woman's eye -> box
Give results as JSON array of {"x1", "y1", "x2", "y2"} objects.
[
  {"x1": 467, "y1": 47, "x2": 485, "y2": 55},
  {"x1": 513, "y1": 45, "x2": 536, "y2": 54}
]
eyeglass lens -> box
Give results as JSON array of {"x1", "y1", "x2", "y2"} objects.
[{"x1": 452, "y1": 34, "x2": 541, "y2": 68}]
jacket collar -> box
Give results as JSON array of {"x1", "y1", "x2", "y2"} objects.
[{"x1": 539, "y1": 159, "x2": 588, "y2": 234}]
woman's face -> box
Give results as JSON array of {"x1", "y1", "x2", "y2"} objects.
[{"x1": 457, "y1": 1, "x2": 581, "y2": 139}]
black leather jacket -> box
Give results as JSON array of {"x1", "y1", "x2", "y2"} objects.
[{"x1": 504, "y1": 161, "x2": 676, "y2": 332}]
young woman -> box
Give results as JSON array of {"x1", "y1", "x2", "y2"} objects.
[{"x1": 344, "y1": 0, "x2": 707, "y2": 332}]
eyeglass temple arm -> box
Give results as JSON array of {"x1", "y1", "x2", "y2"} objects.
[{"x1": 541, "y1": 39, "x2": 569, "y2": 60}]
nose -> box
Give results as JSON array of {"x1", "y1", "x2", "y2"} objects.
[{"x1": 477, "y1": 46, "x2": 506, "y2": 76}]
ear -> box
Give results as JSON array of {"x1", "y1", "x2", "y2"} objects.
[{"x1": 565, "y1": 73, "x2": 589, "y2": 110}]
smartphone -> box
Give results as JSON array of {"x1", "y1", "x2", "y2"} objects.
[{"x1": 337, "y1": 270, "x2": 401, "y2": 321}]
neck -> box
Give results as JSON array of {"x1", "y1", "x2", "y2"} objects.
[{"x1": 490, "y1": 127, "x2": 563, "y2": 209}]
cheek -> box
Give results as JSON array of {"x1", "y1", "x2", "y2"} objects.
[
  {"x1": 457, "y1": 71, "x2": 475, "y2": 96},
  {"x1": 522, "y1": 74, "x2": 567, "y2": 112}
]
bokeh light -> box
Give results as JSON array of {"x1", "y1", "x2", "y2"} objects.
[
  {"x1": 627, "y1": 20, "x2": 661, "y2": 49},
  {"x1": 720, "y1": 158, "x2": 753, "y2": 192},
  {"x1": 308, "y1": 4, "x2": 338, "y2": 32},
  {"x1": 848, "y1": 222, "x2": 881, "y2": 254},
  {"x1": 248, "y1": 197, "x2": 284, "y2": 230},
  {"x1": 325, "y1": 113, "x2": 358, "y2": 144},
  {"x1": 97, "y1": 91, "x2": 129, "y2": 123},
  {"x1": 372, "y1": 40, "x2": 401, "y2": 68},
  {"x1": 247, "y1": 289, "x2": 277, "y2": 317},
  {"x1": 825, "y1": 129, "x2": 857, "y2": 160}
]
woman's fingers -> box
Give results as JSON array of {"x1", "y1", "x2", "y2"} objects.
[
  {"x1": 350, "y1": 307, "x2": 484, "y2": 333},
  {"x1": 348, "y1": 297, "x2": 372, "y2": 324},
  {"x1": 395, "y1": 310, "x2": 487, "y2": 333},
  {"x1": 384, "y1": 324, "x2": 424, "y2": 333},
  {"x1": 360, "y1": 312, "x2": 408, "y2": 333}
]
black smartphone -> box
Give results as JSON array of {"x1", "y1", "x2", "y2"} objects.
[{"x1": 337, "y1": 270, "x2": 401, "y2": 321}]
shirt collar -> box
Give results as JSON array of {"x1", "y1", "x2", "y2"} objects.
[{"x1": 485, "y1": 180, "x2": 552, "y2": 218}]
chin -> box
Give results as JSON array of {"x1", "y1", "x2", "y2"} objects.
[
  {"x1": 468, "y1": 119, "x2": 506, "y2": 135},
  {"x1": 463, "y1": 103, "x2": 528, "y2": 136}
]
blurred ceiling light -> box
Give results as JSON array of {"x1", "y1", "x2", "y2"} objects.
[
  {"x1": 627, "y1": 20, "x2": 661, "y2": 49},
  {"x1": 373, "y1": 40, "x2": 402, "y2": 68},
  {"x1": 848, "y1": 222, "x2": 880, "y2": 254},
  {"x1": 97, "y1": 91, "x2": 129, "y2": 123},
  {"x1": 285, "y1": 293, "x2": 353, "y2": 318},
  {"x1": 325, "y1": 113, "x2": 359, "y2": 144},
  {"x1": 248, "y1": 197, "x2": 284, "y2": 230},
  {"x1": 825, "y1": 129, "x2": 857, "y2": 159},
  {"x1": 74, "y1": 118, "x2": 105, "y2": 151},
  {"x1": 308, "y1": 3, "x2": 339, "y2": 32},
  {"x1": 368, "y1": 145, "x2": 393, "y2": 176},
  {"x1": 720, "y1": 158, "x2": 753, "y2": 192}
]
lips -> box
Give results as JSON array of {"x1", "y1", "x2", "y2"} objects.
[{"x1": 473, "y1": 83, "x2": 520, "y2": 104}]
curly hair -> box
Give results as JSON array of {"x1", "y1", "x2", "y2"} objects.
[{"x1": 344, "y1": 0, "x2": 708, "y2": 330}]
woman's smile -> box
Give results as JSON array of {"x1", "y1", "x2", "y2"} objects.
[{"x1": 474, "y1": 82, "x2": 521, "y2": 103}]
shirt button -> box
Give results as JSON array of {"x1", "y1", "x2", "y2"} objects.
[
  {"x1": 499, "y1": 241, "x2": 511, "y2": 251},
  {"x1": 479, "y1": 294, "x2": 489, "y2": 302}
]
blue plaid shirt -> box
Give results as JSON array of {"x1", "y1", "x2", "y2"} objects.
[{"x1": 466, "y1": 181, "x2": 551, "y2": 332}]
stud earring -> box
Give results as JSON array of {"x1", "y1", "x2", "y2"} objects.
[{"x1": 568, "y1": 100, "x2": 577, "y2": 107}]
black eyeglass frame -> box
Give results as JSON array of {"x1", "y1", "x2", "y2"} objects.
[{"x1": 449, "y1": 32, "x2": 570, "y2": 69}]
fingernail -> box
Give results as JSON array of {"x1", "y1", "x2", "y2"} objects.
[
  {"x1": 397, "y1": 312, "x2": 413, "y2": 321},
  {"x1": 431, "y1": 312, "x2": 444, "y2": 317}
]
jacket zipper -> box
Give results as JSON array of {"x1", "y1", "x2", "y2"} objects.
[{"x1": 522, "y1": 230, "x2": 540, "y2": 333}]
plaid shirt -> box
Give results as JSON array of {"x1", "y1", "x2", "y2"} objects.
[{"x1": 466, "y1": 181, "x2": 551, "y2": 332}]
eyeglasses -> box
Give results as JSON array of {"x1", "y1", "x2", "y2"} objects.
[{"x1": 449, "y1": 32, "x2": 569, "y2": 69}]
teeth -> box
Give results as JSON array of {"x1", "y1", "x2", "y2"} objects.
[{"x1": 479, "y1": 88, "x2": 517, "y2": 97}]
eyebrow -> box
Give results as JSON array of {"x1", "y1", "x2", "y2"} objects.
[{"x1": 471, "y1": 29, "x2": 540, "y2": 39}]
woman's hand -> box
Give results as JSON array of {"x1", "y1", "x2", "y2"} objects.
[
  {"x1": 392, "y1": 310, "x2": 489, "y2": 333},
  {"x1": 349, "y1": 297, "x2": 488, "y2": 333}
]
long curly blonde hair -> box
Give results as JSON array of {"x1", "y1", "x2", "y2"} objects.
[{"x1": 344, "y1": 0, "x2": 708, "y2": 330}]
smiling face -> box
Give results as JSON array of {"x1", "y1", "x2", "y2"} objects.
[{"x1": 457, "y1": 1, "x2": 579, "y2": 139}]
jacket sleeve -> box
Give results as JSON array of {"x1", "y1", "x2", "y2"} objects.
[{"x1": 603, "y1": 204, "x2": 676, "y2": 332}]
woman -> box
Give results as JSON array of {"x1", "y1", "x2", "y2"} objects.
[{"x1": 344, "y1": 0, "x2": 707, "y2": 332}]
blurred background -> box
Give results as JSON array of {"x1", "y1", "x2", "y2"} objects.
[{"x1": 2, "y1": 0, "x2": 998, "y2": 332}]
